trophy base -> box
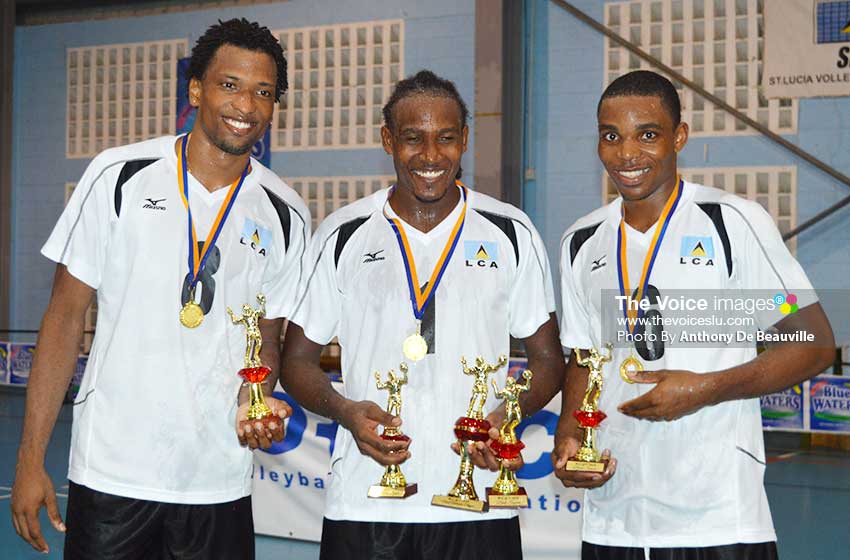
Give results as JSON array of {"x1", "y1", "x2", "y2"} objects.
[
  {"x1": 485, "y1": 487, "x2": 529, "y2": 509},
  {"x1": 564, "y1": 458, "x2": 608, "y2": 473},
  {"x1": 431, "y1": 494, "x2": 489, "y2": 513},
  {"x1": 368, "y1": 483, "x2": 418, "y2": 499}
]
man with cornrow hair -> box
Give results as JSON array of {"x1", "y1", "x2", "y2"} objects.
[
  {"x1": 281, "y1": 69, "x2": 567, "y2": 559},
  {"x1": 11, "y1": 18, "x2": 309, "y2": 559}
]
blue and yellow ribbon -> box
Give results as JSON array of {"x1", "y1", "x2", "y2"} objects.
[
  {"x1": 177, "y1": 134, "x2": 249, "y2": 291},
  {"x1": 617, "y1": 177, "x2": 683, "y2": 333},
  {"x1": 384, "y1": 182, "x2": 468, "y2": 320}
]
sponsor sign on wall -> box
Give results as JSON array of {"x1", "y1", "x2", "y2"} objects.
[
  {"x1": 763, "y1": 0, "x2": 850, "y2": 98},
  {"x1": 9, "y1": 344, "x2": 36, "y2": 385}
]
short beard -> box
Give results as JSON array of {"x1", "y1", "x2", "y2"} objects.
[{"x1": 212, "y1": 136, "x2": 255, "y2": 156}]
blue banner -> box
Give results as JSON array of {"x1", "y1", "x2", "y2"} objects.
[
  {"x1": 810, "y1": 375, "x2": 850, "y2": 432},
  {"x1": 760, "y1": 385, "x2": 805, "y2": 430}
]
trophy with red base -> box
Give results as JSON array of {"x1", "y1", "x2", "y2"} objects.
[
  {"x1": 368, "y1": 362, "x2": 418, "y2": 498},
  {"x1": 565, "y1": 344, "x2": 613, "y2": 473},
  {"x1": 228, "y1": 294, "x2": 276, "y2": 429},
  {"x1": 486, "y1": 369, "x2": 533, "y2": 508},
  {"x1": 432, "y1": 355, "x2": 507, "y2": 513}
]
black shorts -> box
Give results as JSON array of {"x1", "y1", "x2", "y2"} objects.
[
  {"x1": 582, "y1": 541, "x2": 779, "y2": 560},
  {"x1": 64, "y1": 481, "x2": 255, "y2": 560},
  {"x1": 320, "y1": 517, "x2": 523, "y2": 560}
]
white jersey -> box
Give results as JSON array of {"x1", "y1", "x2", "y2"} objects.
[
  {"x1": 559, "y1": 180, "x2": 816, "y2": 547},
  {"x1": 292, "y1": 186, "x2": 555, "y2": 523},
  {"x1": 42, "y1": 135, "x2": 310, "y2": 504}
]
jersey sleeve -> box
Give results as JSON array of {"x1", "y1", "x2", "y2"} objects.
[
  {"x1": 734, "y1": 200, "x2": 817, "y2": 330},
  {"x1": 289, "y1": 226, "x2": 341, "y2": 345},
  {"x1": 262, "y1": 204, "x2": 311, "y2": 319},
  {"x1": 559, "y1": 232, "x2": 594, "y2": 350},
  {"x1": 508, "y1": 218, "x2": 556, "y2": 339},
  {"x1": 41, "y1": 157, "x2": 114, "y2": 289}
]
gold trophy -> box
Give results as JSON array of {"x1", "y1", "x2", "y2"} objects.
[
  {"x1": 228, "y1": 294, "x2": 275, "y2": 427},
  {"x1": 432, "y1": 355, "x2": 507, "y2": 513},
  {"x1": 565, "y1": 344, "x2": 613, "y2": 473},
  {"x1": 368, "y1": 363, "x2": 418, "y2": 498},
  {"x1": 486, "y1": 369, "x2": 533, "y2": 508}
]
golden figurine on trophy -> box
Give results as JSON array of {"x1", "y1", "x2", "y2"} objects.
[
  {"x1": 368, "y1": 363, "x2": 418, "y2": 498},
  {"x1": 432, "y1": 355, "x2": 507, "y2": 513},
  {"x1": 565, "y1": 344, "x2": 613, "y2": 473},
  {"x1": 486, "y1": 369, "x2": 533, "y2": 508},
  {"x1": 228, "y1": 294, "x2": 275, "y2": 428}
]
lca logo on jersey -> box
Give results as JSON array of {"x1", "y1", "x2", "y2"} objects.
[
  {"x1": 679, "y1": 236, "x2": 714, "y2": 266},
  {"x1": 239, "y1": 218, "x2": 272, "y2": 257},
  {"x1": 464, "y1": 240, "x2": 499, "y2": 268}
]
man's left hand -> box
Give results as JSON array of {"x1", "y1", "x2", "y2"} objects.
[
  {"x1": 618, "y1": 369, "x2": 714, "y2": 421},
  {"x1": 237, "y1": 396, "x2": 292, "y2": 449}
]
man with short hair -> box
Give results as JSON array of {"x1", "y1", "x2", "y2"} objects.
[
  {"x1": 553, "y1": 70, "x2": 834, "y2": 560},
  {"x1": 281, "y1": 70, "x2": 567, "y2": 559},
  {"x1": 11, "y1": 18, "x2": 309, "y2": 559}
]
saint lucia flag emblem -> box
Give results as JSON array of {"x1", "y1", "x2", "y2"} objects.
[
  {"x1": 240, "y1": 218, "x2": 272, "y2": 256},
  {"x1": 681, "y1": 236, "x2": 714, "y2": 259},
  {"x1": 464, "y1": 240, "x2": 499, "y2": 268}
]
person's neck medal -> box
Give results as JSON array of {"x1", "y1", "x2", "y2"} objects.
[
  {"x1": 385, "y1": 183, "x2": 467, "y2": 361},
  {"x1": 177, "y1": 133, "x2": 249, "y2": 328},
  {"x1": 616, "y1": 177, "x2": 683, "y2": 379}
]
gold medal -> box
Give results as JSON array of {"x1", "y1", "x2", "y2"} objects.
[
  {"x1": 403, "y1": 333, "x2": 428, "y2": 361},
  {"x1": 619, "y1": 354, "x2": 643, "y2": 384},
  {"x1": 180, "y1": 301, "x2": 204, "y2": 328}
]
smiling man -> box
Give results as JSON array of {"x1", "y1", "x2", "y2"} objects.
[
  {"x1": 10, "y1": 19, "x2": 309, "y2": 559},
  {"x1": 281, "y1": 70, "x2": 566, "y2": 559},
  {"x1": 553, "y1": 70, "x2": 834, "y2": 559}
]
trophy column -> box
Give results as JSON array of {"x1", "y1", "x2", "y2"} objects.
[
  {"x1": 368, "y1": 363, "x2": 418, "y2": 498},
  {"x1": 486, "y1": 369, "x2": 533, "y2": 508},
  {"x1": 229, "y1": 294, "x2": 275, "y2": 428},
  {"x1": 432, "y1": 355, "x2": 507, "y2": 513},
  {"x1": 565, "y1": 344, "x2": 613, "y2": 473}
]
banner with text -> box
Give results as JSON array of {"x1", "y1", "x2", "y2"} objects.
[{"x1": 763, "y1": 0, "x2": 850, "y2": 98}]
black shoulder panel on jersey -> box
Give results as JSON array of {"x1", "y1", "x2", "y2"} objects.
[
  {"x1": 334, "y1": 216, "x2": 369, "y2": 268},
  {"x1": 114, "y1": 158, "x2": 159, "y2": 217},
  {"x1": 476, "y1": 210, "x2": 520, "y2": 265},
  {"x1": 697, "y1": 203, "x2": 733, "y2": 277},
  {"x1": 569, "y1": 223, "x2": 602, "y2": 266},
  {"x1": 261, "y1": 186, "x2": 293, "y2": 251}
]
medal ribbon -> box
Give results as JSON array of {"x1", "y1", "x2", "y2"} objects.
[
  {"x1": 617, "y1": 177, "x2": 683, "y2": 334},
  {"x1": 384, "y1": 181, "x2": 468, "y2": 321},
  {"x1": 177, "y1": 134, "x2": 249, "y2": 291}
]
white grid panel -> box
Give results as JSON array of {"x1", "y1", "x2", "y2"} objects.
[
  {"x1": 604, "y1": 0, "x2": 797, "y2": 135},
  {"x1": 67, "y1": 39, "x2": 189, "y2": 158},
  {"x1": 65, "y1": 182, "x2": 98, "y2": 352},
  {"x1": 603, "y1": 166, "x2": 797, "y2": 251},
  {"x1": 287, "y1": 175, "x2": 395, "y2": 229},
  {"x1": 272, "y1": 20, "x2": 404, "y2": 151}
]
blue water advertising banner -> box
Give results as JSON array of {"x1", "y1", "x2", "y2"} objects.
[
  {"x1": 760, "y1": 384, "x2": 805, "y2": 430},
  {"x1": 176, "y1": 58, "x2": 270, "y2": 167},
  {"x1": 9, "y1": 343, "x2": 36, "y2": 385},
  {"x1": 0, "y1": 342, "x2": 8, "y2": 383},
  {"x1": 809, "y1": 375, "x2": 850, "y2": 433}
]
